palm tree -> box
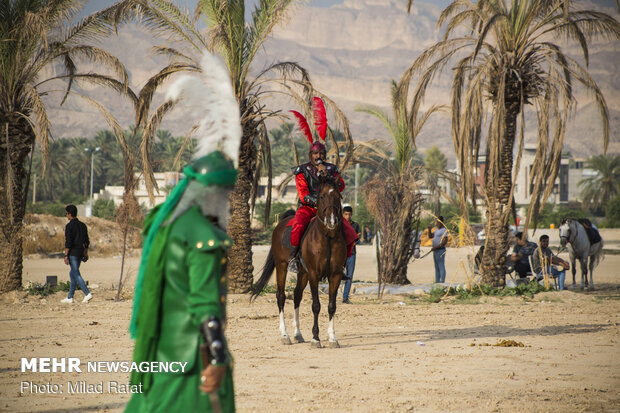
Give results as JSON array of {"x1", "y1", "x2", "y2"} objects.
[
  {"x1": 579, "y1": 154, "x2": 620, "y2": 210},
  {"x1": 356, "y1": 81, "x2": 444, "y2": 286},
  {"x1": 153, "y1": 133, "x2": 195, "y2": 172},
  {"x1": 31, "y1": 139, "x2": 73, "y2": 202},
  {"x1": 424, "y1": 146, "x2": 448, "y2": 216},
  {"x1": 0, "y1": 1, "x2": 134, "y2": 291},
  {"x1": 93, "y1": 130, "x2": 125, "y2": 186},
  {"x1": 403, "y1": 0, "x2": 620, "y2": 286},
  {"x1": 123, "y1": 0, "x2": 353, "y2": 293}
]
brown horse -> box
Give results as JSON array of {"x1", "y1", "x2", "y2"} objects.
[{"x1": 251, "y1": 176, "x2": 346, "y2": 348}]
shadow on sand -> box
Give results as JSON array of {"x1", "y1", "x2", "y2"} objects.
[
  {"x1": 35, "y1": 402, "x2": 127, "y2": 413},
  {"x1": 339, "y1": 323, "x2": 611, "y2": 348}
]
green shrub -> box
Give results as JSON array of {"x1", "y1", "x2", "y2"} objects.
[
  {"x1": 604, "y1": 194, "x2": 620, "y2": 228},
  {"x1": 423, "y1": 280, "x2": 553, "y2": 303},
  {"x1": 24, "y1": 281, "x2": 73, "y2": 297},
  {"x1": 93, "y1": 199, "x2": 117, "y2": 220},
  {"x1": 254, "y1": 201, "x2": 295, "y2": 227},
  {"x1": 27, "y1": 201, "x2": 67, "y2": 216},
  {"x1": 527, "y1": 203, "x2": 589, "y2": 228}
]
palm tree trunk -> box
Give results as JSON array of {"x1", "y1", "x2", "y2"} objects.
[
  {"x1": 480, "y1": 99, "x2": 519, "y2": 287},
  {"x1": 0, "y1": 118, "x2": 35, "y2": 292},
  {"x1": 373, "y1": 177, "x2": 418, "y2": 286},
  {"x1": 227, "y1": 114, "x2": 257, "y2": 293}
]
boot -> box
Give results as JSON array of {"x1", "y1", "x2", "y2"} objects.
[{"x1": 287, "y1": 246, "x2": 300, "y2": 273}]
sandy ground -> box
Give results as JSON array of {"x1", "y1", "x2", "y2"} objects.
[{"x1": 2, "y1": 241, "x2": 619, "y2": 412}]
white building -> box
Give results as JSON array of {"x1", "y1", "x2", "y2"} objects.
[
  {"x1": 94, "y1": 172, "x2": 182, "y2": 209},
  {"x1": 255, "y1": 173, "x2": 298, "y2": 204},
  {"x1": 512, "y1": 145, "x2": 571, "y2": 205}
]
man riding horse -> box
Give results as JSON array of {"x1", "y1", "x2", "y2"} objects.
[{"x1": 287, "y1": 98, "x2": 359, "y2": 274}]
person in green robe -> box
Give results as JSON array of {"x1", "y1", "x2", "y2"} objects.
[
  {"x1": 125, "y1": 49, "x2": 243, "y2": 413},
  {"x1": 124, "y1": 151, "x2": 237, "y2": 413}
]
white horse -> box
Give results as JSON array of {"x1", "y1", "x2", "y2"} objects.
[{"x1": 558, "y1": 219, "x2": 604, "y2": 290}]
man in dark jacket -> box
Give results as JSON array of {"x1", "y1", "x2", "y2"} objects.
[
  {"x1": 62, "y1": 204, "x2": 92, "y2": 303},
  {"x1": 510, "y1": 232, "x2": 537, "y2": 278}
]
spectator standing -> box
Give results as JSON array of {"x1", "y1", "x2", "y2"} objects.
[
  {"x1": 342, "y1": 206, "x2": 361, "y2": 304},
  {"x1": 430, "y1": 216, "x2": 448, "y2": 283},
  {"x1": 61, "y1": 204, "x2": 92, "y2": 303},
  {"x1": 532, "y1": 234, "x2": 570, "y2": 290},
  {"x1": 363, "y1": 226, "x2": 372, "y2": 244}
]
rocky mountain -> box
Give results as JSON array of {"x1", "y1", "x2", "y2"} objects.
[{"x1": 44, "y1": 0, "x2": 620, "y2": 164}]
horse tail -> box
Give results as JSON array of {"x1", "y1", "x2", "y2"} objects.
[
  {"x1": 592, "y1": 241, "x2": 605, "y2": 269},
  {"x1": 250, "y1": 246, "x2": 276, "y2": 302}
]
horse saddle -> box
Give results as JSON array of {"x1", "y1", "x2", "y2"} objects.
[
  {"x1": 585, "y1": 227, "x2": 602, "y2": 245},
  {"x1": 282, "y1": 216, "x2": 320, "y2": 250}
]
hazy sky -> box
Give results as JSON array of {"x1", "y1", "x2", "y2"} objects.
[{"x1": 80, "y1": 0, "x2": 455, "y2": 18}]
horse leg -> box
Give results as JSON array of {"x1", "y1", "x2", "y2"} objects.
[
  {"x1": 292, "y1": 272, "x2": 308, "y2": 343},
  {"x1": 275, "y1": 263, "x2": 292, "y2": 345},
  {"x1": 570, "y1": 253, "x2": 577, "y2": 287},
  {"x1": 588, "y1": 256, "x2": 595, "y2": 291},
  {"x1": 309, "y1": 278, "x2": 322, "y2": 348},
  {"x1": 579, "y1": 258, "x2": 587, "y2": 290},
  {"x1": 327, "y1": 274, "x2": 341, "y2": 348}
]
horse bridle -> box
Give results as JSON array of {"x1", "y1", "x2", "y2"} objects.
[{"x1": 558, "y1": 220, "x2": 574, "y2": 254}]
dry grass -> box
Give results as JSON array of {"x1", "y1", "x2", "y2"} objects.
[{"x1": 22, "y1": 214, "x2": 142, "y2": 256}]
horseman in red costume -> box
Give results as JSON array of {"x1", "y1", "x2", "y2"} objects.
[{"x1": 286, "y1": 98, "x2": 359, "y2": 274}]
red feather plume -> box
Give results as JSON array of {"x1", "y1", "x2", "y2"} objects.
[
  {"x1": 312, "y1": 97, "x2": 327, "y2": 140},
  {"x1": 290, "y1": 110, "x2": 313, "y2": 144}
]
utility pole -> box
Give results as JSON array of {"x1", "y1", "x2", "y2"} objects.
[
  {"x1": 86, "y1": 147, "x2": 101, "y2": 217},
  {"x1": 354, "y1": 163, "x2": 359, "y2": 207}
]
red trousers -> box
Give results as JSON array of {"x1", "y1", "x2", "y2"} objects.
[{"x1": 288, "y1": 205, "x2": 359, "y2": 257}]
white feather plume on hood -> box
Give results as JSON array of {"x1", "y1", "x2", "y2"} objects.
[{"x1": 166, "y1": 51, "x2": 241, "y2": 166}]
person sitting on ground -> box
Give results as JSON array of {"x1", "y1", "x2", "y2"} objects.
[
  {"x1": 531, "y1": 234, "x2": 570, "y2": 290},
  {"x1": 510, "y1": 232, "x2": 538, "y2": 278}
]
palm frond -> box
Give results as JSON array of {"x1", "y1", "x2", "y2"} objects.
[{"x1": 141, "y1": 100, "x2": 177, "y2": 202}]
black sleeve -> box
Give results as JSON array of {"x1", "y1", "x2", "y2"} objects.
[
  {"x1": 82, "y1": 222, "x2": 90, "y2": 249},
  {"x1": 65, "y1": 222, "x2": 73, "y2": 249}
]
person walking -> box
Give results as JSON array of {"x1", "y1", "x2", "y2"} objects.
[
  {"x1": 430, "y1": 216, "x2": 448, "y2": 283},
  {"x1": 61, "y1": 204, "x2": 92, "y2": 303},
  {"x1": 342, "y1": 206, "x2": 361, "y2": 304}
]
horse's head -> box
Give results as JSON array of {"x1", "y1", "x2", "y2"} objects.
[
  {"x1": 316, "y1": 175, "x2": 342, "y2": 231},
  {"x1": 559, "y1": 218, "x2": 571, "y2": 246}
]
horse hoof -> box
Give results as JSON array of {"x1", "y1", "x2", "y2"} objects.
[
  {"x1": 281, "y1": 337, "x2": 292, "y2": 345},
  {"x1": 294, "y1": 334, "x2": 305, "y2": 343},
  {"x1": 311, "y1": 340, "x2": 322, "y2": 348},
  {"x1": 328, "y1": 340, "x2": 340, "y2": 348}
]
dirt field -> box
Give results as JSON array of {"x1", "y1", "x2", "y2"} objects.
[{"x1": 1, "y1": 242, "x2": 619, "y2": 412}]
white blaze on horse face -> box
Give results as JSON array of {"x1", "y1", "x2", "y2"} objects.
[
  {"x1": 329, "y1": 211, "x2": 336, "y2": 228},
  {"x1": 279, "y1": 311, "x2": 289, "y2": 339},
  {"x1": 328, "y1": 317, "x2": 336, "y2": 342},
  {"x1": 559, "y1": 223, "x2": 570, "y2": 245}
]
